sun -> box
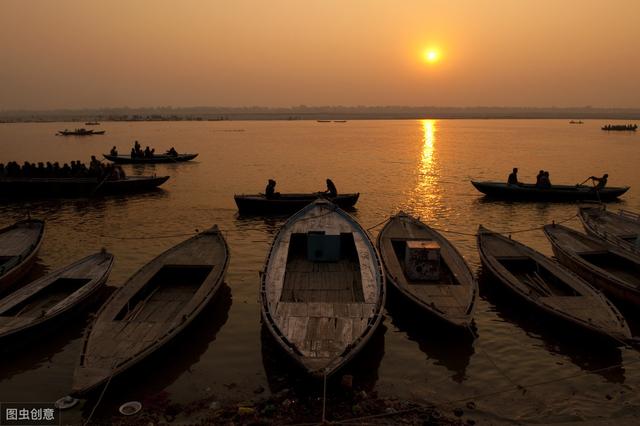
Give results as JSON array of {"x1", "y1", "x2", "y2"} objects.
[{"x1": 423, "y1": 49, "x2": 440, "y2": 64}]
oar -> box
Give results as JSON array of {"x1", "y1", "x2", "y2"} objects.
[
  {"x1": 90, "y1": 174, "x2": 110, "y2": 196},
  {"x1": 577, "y1": 177, "x2": 592, "y2": 186}
]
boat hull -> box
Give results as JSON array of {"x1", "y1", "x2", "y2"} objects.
[
  {"x1": 471, "y1": 181, "x2": 629, "y2": 201},
  {"x1": 235, "y1": 193, "x2": 359, "y2": 214},
  {"x1": 0, "y1": 219, "x2": 45, "y2": 293},
  {"x1": 103, "y1": 154, "x2": 198, "y2": 164},
  {"x1": 0, "y1": 176, "x2": 169, "y2": 199}
]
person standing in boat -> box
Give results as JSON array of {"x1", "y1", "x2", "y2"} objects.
[
  {"x1": 265, "y1": 179, "x2": 279, "y2": 199},
  {"x1": 507, "y1": 168, "x2": 520, "y2": 185},
  {"x1": 324, "y1": 178, "x2": 338, "y2": 197},
  {"x1": 535, "y1": 170, "x2": 544, "y2": 186},
  {"x1": 590, "y1": 174, "x2": 608, "y2": 190},
  {"x1": 110, "y1": 146, "x2": 118, "y2": 156}
]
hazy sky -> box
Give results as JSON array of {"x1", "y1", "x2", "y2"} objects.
[{"x1": 2, "y1": 0, "x2": 639, "y2": 109}]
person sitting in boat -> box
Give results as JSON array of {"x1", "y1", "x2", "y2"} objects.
[
  {"x1": 590, "y1": 174, "x2": 608, "y2": 190},
  {"x1": 507, "y1": 168, "x2": 520, "y2": 185},
  {"x1": 110, "y1": 146, "x2": 118, "y2": 156},
  {"x1": 166, "y1": 147, "x2": 178, "y2": 156},
  {"x1": 539, "y1": 171, "x2": 551, "y2": 188},
  {"x1": 265, "y1": 179, "x2": 279, "y2": 199},
  {"x1": 131, "y1": 147, "x2": 137, "y2": 158},
  {"x1": 535, "y1": 170, "x2": 544, "y2": 186},
  {"x1": 134, "y1": 140, "x2": 141, "y2": 152},
  {"x1": 324, "y1": 178, "x2": 338, "y2": 197},
  {"x1": 144, "y1": 146, "x2": 152, "y2": 158}
]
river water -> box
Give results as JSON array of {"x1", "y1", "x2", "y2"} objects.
[{"x1": 0, "y1": 119, "x2": 639, "y2": 424}]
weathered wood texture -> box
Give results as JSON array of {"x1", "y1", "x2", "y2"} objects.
[
  {"x1": 478, "y1": 226, "x2": 630, "y2": 342},
  {"x1": 72, "y1": 227, "x2": 229, "y2": 395},
  {"x1": 579, "y1": 207, "x2": 640, "y2": 254},
  {"x1": 377, "y1": 213, "x2": 477, "y2": 327},
  {"x1": 544, "y1": 223, "x2": 640, "y2": 307},
  {"x1": 261, "y1": 200, "x2": 385, "y2": 376},
  {"x1": 0, "y1": 219, "x2": 45, "y2": 293},
  {"x1": 0, "y1": 251, "x2": 113, "y2": 340}
]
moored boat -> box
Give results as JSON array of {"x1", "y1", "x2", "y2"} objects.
[
  {"x1": 602, "y1": 124, "x2": 637, "y2": 131},
  {"x1": 543, "y1": 223, "x2": 640, "y2": 307},
  {"x1": 471, "y1": 181, "x2": 629, "y2": 201},
  {"x1": 0, "y1": 176, "x2": 169, "y2": 198},
  {"x1": 261, "y1": 200, "x2": 385, "y2": 377},
  {"x1": 477, "y1": 226, "x2": 631, "y2": 342},
  {"x1": 235, "y1": 193, "x2": 359, "y2": 214},
  {"x1": 0, "y1": 251, "x2": 113, "y2": 342},
  {"x1": 579, "y1": 207, "x2": 640, "y2": 254},
  {"x1": 103, "y1": 153, "x2": 198, "y2": 164},
  {"x1": 377, "y1": 212, "x2": 477, "y2": 328},
  {"x1": 0, "y1": 219, "x2": 45, "y2": 293},
  {"x1": 72, "y1": 226, "x2": 229, "y2": 395},
  {"x1": 56, "y1": 128, "x2": 105, "y2": 136}
]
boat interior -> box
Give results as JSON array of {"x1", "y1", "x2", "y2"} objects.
[
  {"x1": 578, "y1": 251, "x2": 640, "y2": 287},
  {"x1": 390, "y1": 239, "x2": 457, "y2": 285},
  {"x1": 281, "y1": 232, "x2": 364, "y2": 303},
  {"x1": 0, "y1": 278, "x2": 90, "y2": 317},
  {"x1": 496, "y1": 256, "x2": 580, "y2": 297},
  {"x1": 114, "y1": 265, "x2": 213, "y2": 322}
]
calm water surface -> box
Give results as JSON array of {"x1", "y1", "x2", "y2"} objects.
[{"x1": 1, "y1": 120, "x2": 639, "y2": 424}]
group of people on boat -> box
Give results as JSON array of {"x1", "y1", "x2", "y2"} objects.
[
  {"x1": 0, "y1": 157, "x2": 126, "y2": 180},
  {"x1": 601, "y1": 124, "x2": 637, "y2": 131},
  {"x1": 264, "y1": 178, "x2": 338, "y2": 199},
  {"x1": 122, "y1": 141, "x2": 179, "y2": 159},
  {"x1": 507, "y1": 168, "x2": 608, "y2": 189}
]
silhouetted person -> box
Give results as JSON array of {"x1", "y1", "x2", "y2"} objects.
[
  {"x1": 535, "y1": 170, "x2": 544, "y2": 186},
  {"x1": 167, "y1": 147, "x2": 178, "y2": 156},
  {"x1": 110, "y1": 146, "x2": 118, "y2": 156},
  {"x1": 325, "y1": 178, "x2": 338, "y2": 197},
  {"x1": 507, "y1": 168, "x2": 519, "y2": 185},
  {"x1": 265, "y1": 179, "x2": 278, "y2": 199},
  {"x1": 144, "y1": 146, "x2": 151, "y2": 158},
  {"x1": 131, "y1": 147, "x2": 136, "y2": 158},
  {"x1": 539, "y1": 171, "x2": 551, "y2": 188},
  {"x1": 591, "y1": 174, "x2": 608, "y2": 190}
]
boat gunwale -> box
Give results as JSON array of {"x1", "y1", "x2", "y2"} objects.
[{"x1": 0, "y1": 219, "x2": 46, "y2": 291}]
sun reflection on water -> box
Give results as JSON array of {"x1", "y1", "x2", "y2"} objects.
[{"x1": 405, "y1": 119, "x2": 442, "y2": 220}]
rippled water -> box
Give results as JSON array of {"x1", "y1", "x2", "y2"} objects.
[{"x1": 1, "y1": 119, "x2": 639, "y2": 424}]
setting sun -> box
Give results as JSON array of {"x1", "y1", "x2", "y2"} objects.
[{"x1": 423, "y1": 49, "x2": 440, "y2": 64}]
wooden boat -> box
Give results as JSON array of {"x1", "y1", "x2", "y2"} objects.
[
  {"x1": 377, "y1": 212, "x2": 477, "y2": 327},
  {"x1": 261, "y1": 200, "x2": 385, "y2": 377},
  {"x1": 471, "y1": 181, "x2": 629, "y2": 201},
  {"x1": 103, "y1": 153, "x2": 198, "y2": 164},
  {"x1": 0, "y1": 251, "x2": 113, "y2": 342},
  {"x1": 477, "y1": 226, "x2": 631, "y2": 342},
  {"x1": 235, "y1": 193, "x2": 359, "y2": 214},
  {"x1": 85, "y1": 122, "x2": 100, "y2": 126},
  {"x1": 579, "y1": 207, "x2": 640, "y2": 254},
  {"x1": 0, "y1": 176, "x2": 169, "y2": 198},
  {"x1": 602, "y1": 124, "x2": 637, "y2": 131},
  {"x1": 72, "y1": 226, "x2": 229, "y2": 395},
  {"x1": 543, "y1": 223, "x2": 640, "y2": 307},
  {"x1": 56, "y1": 129, "x2": 105, "y2": 136},
  {"x1": 0, "y1": 219, "x2": 45, "y2": 293}
]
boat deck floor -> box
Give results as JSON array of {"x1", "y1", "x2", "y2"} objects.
[
  {"x1": 0, "y1": 228, "x2": 38, "y2": 256},
  {"x1": 579, "y1": 252, "x2": 640, "y2": 288}
]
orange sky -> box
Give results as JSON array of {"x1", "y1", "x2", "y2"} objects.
[{"x1": 1, "y1": 0, "x2": 639, "y2": 109}]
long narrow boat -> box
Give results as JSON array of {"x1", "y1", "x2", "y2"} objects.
[
  {"x1": 377, "y1": 212, "x2": 477, "y2": 327},
  {"x1": 0, "y1": 251, "x2": 113, "y2": 342},
  {"x1": 261, "y1": 200, "x2": 385, "y2": 377},
  {"x1": 477, "y1": 226, "x2": 630, "y2": 341},
  {"x1": 103, "y1": 153, "x2": 198, "y2": 164},
  {"x1": 0, "y1": 219, "x2": 45, "y2": 292},
  {"x1": 235, "y1": 193, "x2": 359, "y2": 214},
  {"x1": 72, "y1": 227, "x2": 229, "y2": 395},
  {"x1": 543, "y1": 223, "x2": 640, "y2": 307},
  {"x1": 0, "y1": 176, "x2": 169, "y2": 198},
  {"x1": 471, "y1": 181, "x2": 629, "y2": 201},
  {"x1": 579, "y1": 207, "x2": 640, "y2": 254}
]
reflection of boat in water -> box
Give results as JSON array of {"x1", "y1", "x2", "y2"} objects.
[
  {"x1": 56, "y1": 128, "x2": 105, "y2": 136},
  {"x1": 478, "y1": 226, "x2": 631, "y2": 343},
  {"x1": 471, "y1": 181, "x2": 629, "y2": 201},
  {"x1": 0, "y1": 176, "x2": 169, "y2": 198},
  {"x1": 479, "y1": 267, "x2": 626, "y2": 385},
  {"x1": 103, "y1": 153, "x2": 198, "y2": 164},
  {"x1": 377, "y1": 212, "x2": 477, "y2": 328},
  {"x1": 261, "y1": 200, "x2": 385, "y2": 378},
  {"x1": 72, "y1": 227, "x2": 229, "y2": 395},
  {"x1": 602, "y1": 124, "x2": 637, "y2": 131}
]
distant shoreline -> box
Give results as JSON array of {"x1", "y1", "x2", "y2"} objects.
[{"x1": 1, "y1": 106, "x2": 640, "y2": 123}]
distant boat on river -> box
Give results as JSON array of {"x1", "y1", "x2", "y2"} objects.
[
  {"x1": 103, "y1": 153, "x2": 198, "y2": 164},
  {"x1": 56, "y1": 128, "x2": 105, "y2": 136},
  {"x1": 601, "y1": 124, "x2": 637, "y2": 131},
  {"x1": 0, "y1": 176, "x2": 169, "y2": 198},
  {"x1": 471, "y1": 181, "x2": 629, "y2": 201}
]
